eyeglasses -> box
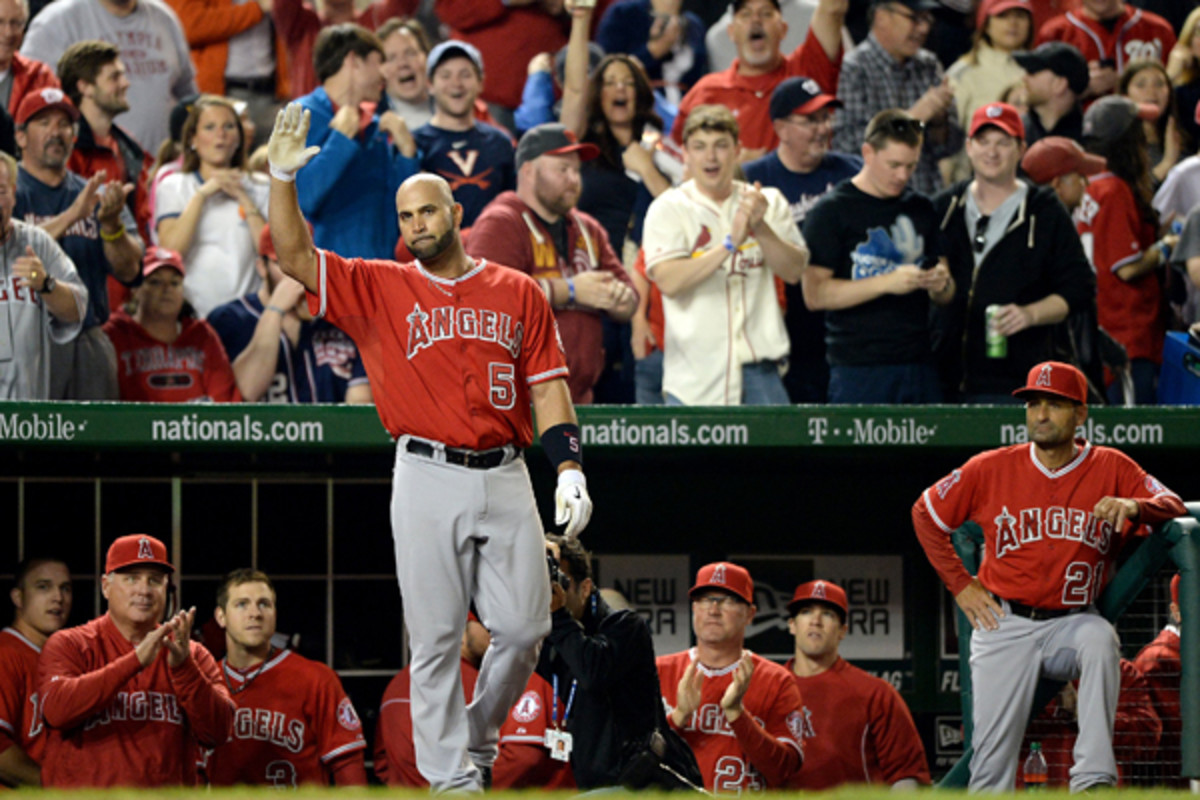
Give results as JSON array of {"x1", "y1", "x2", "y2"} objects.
[
  {"x1": 973, "y1": 214, "x2": 990, "y2": 254},
  {"x1": 885, "y1": 4, "x2": 934, "y2": 26},
  {"x1": 693, "y1": 594, "x2": 743, "y2": 609}
]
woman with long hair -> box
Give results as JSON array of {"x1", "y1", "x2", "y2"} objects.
[
  {"x1": 1167, "y1": 7, "x2": 1200, "y2": 146},
  {"x1": 1077, "y1": 96, "x2": 1179, "y2": 404},
  {"x1": 154, "y1": 95, "x2": 268, "y2": 318},
  {"x1": 946, "y1": 0, "x2": 1032, "y2": 142},
  {"x1": 1119, "y1": 60, "x2": 1185, "y2": 187}
]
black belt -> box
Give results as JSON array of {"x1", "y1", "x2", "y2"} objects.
[
  {"x1": 225, "y1": 75, "x2": 275, "y2": 93},
  {"x1": 405, "y1": 438, "x2": 517, "y2": 469},
  {"x1": 1006, "y1": 600, "x2": 1086, "y2": 621}
]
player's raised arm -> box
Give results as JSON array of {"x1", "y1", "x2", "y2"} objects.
[
  {"x1": 267, "y1": 104, "x2": 322, "y2": 293},
  {"x1": 531, "y1": 378, "x2": 592, "y2": 538}
]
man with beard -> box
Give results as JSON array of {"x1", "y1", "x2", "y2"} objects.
[
  {"x1": 59, "y1": 41, "x2": 155, "y2": 244},
  {"x1": 266, "y1": 102, "x2": 593, "y2": 792},
  {"x1": 0, "y1": 0, "x2": 59, "y2": 120},
  {"x1": 912, "y1": 361, "x2": 1186, "y2": 792},
  {"x1": 14, "y1": 87, "x2": 143, "y2": 400},
  {"x1": 0, "y1": 558, "x2": 72, "y2": 786},
  {"x1": 467, "y1": 122, "x2": 636, "y2": 405},
  {"x1": 414, "y1": 41, "x2": 514, "y2": 229},
  {"x1": 207, "y1": 224, "x2": 372, "y2": 403}
]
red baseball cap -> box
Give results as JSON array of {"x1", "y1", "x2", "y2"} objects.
[
  {"x1": 15, "y1": 87, "x2": 79, "y2": 127},
  {"x1": 787, "y1": 579, "x2": 848, "y2": 622},
  {"x1": 1020, "y1": 136, "x2": 1105, "y2": 184},
  {"x1": 1171, "y1": 573, "x2": 1180, "y2": 607},
  {"x1": 969, "y1": 102, "x2": 1025, "y2": 140},
  {"x1": 106, "y1": 534, "x2": 175, "y2": 574},
  {"x1": 690, "y1": 562, "x2": 754, "y2": 605},
  {"x1": 1012, "y1": 360, "x2": 1088, "y2": 405},
  {"x1": 975, "y1": 0, "x2": 1032, "y2": 30},
  {"x1": 142, "y1": 246, "x2": 185, "y2": 277}
]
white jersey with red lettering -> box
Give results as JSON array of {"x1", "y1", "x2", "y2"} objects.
[
  {"x1": 0, "y1": 627, "x2": 46, "y2": 764},
  {"x1": 657, "y1": 649, "x2": 804, "y2": 793},
  {"x1": 1037, "y1": 7, "x2": 1175, "y2": 75},
  {"x1": 206, "y1": 649, "x2": 366, "y2": 787}
]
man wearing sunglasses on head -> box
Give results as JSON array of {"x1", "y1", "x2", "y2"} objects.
[{"x1": 932, "y1": 103, "x2": 1094, "y2": 404}]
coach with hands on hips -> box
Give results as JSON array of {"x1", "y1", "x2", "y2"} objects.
[
  {"x1": 912, "y1": 361, "x2": 1185, "y2": 792},
  {"x1": 265, "y1": 102, "x2": 593, "y2": 792}
]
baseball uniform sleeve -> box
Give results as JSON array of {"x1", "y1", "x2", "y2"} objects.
[
  {"x1": 764, "y1": 188, "x2": 805, "y2": 247},
  {"x1": 307, "y1": 249, "x2": 389, "y2": 333},
  {"x1": 0, "y1": 649, "x2": 24, "y2": 754},
  {"x1": 642, "y1": 191, "x2": 692, "y2": 274},
  {"x1": 374, "y1": 670, "x2": 422, "y2": 786},
  {"x1": 311, "y1": 664, "x2": 367, "y2": 765},
  {"x1": 1082, "y1": 183, "x2": 1143, "y2": 274},
  {"x1": 912, "y1": 458, "x2": 983, "y2": 597},
  {"x1": 1109, "y1": 452, "x2": 1186, "y2": 532},
  {"x1": 729, "y1": 668, "x2": 803, "y2": 787},
  {"x1": 167, "y1": 643, "x2": 234, "y2": 748},
  {"x1": 37, "y1": 630, "x2": 143, "y2": 730},
  {"x1": 868, "y1": 681, "x2": 931, "y2": 785},
  {"x1": 519, "y1": 279, "x2": 569, "y2": 387}
]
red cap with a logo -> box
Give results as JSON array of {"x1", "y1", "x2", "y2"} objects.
[
  {"x1": 689, "y1": 562, "x2": 754, "y2": 605},
  {"x1": 969, "y1": 102, "x2": 1025, "y2": 140},
  {"x1": 15, "y1": 87, "x2": 79, "y2": 127},
  {"x1": 105, "y1": 534, "x2": 175, "y2": 574},
  {"x1": 1012, "y1": 361, "x2": 1088, "y2": 405},
  {"x1": 787, "y1": 579, "x2": 848, "y2": 621}
]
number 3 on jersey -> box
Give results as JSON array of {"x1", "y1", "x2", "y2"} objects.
[
  {"x1": 1062, "y1": 561, "x2": 1105, "y2": 606},
  {"x1": 489, "y1": 362, "x2": 516, "y2": 410}
]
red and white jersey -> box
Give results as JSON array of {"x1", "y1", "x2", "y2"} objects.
[
  {"x1": 374, "y1": 660, "x2": 478, "y2": 787},
  {"x1": 1037, "y1": 6, "x2": 1175, "y2": 75},
  {"x1": 782, "y1": 658, "x2": 929, "y2": 789},
  {"x1": 494, "y1": 672, "x2": 575, "y2": 790},
  {"x1": 0, "y1": 627, "x2": 46, "y2": 765},
  {"x1": 309, "y1": 251, "x2": 568, "y2": 449},
  {"x1": 102, "y1": 311, "x2": 241, "y2": 402},
  {"x1": 1075, "y1": 173, "x2": 1164, "y2": 363},
  {"x1": 657, "y1": 649, "x2": 804, "y2": 793},
  {"x1": 913, "y1": 440, "x2": 1184, "y2": 609},
  {"x1": 37, "y1": 613, "x2": 234, "y2": 788},
  {"x1": 205, "y1": 649, "x2": 366, "y2": 787}
]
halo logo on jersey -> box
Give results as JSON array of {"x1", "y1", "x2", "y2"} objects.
[
  {"x1": 337, "y1": 697, "x2": 361, "y2": 730},
  {"x1": 511, "y1": 690, "x2": 542, "y2": 723}
]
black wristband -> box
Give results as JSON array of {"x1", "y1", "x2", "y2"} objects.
[{"x1": 542, "y1": 423, "x2": 582, "y2": 469}]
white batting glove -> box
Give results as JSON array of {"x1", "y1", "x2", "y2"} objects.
[
  {"x1": 554, "y1": 469, "x2": 592, "y2": 539},
  {"x1": 267, "y1": 103, "x2": 321, "y2": 182}
]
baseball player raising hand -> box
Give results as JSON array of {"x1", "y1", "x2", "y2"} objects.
[
  {"x1": 912, "y1": 361, "x2": 1185, "y2": 792},
  {"x1": 265, "y1": 103, "x2": 593, "y2": 792}
]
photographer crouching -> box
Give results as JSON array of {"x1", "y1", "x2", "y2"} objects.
[{"x1": 539, "y1": 535, "x2": 703, "y2": 791}]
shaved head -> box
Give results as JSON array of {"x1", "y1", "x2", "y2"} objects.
[
  {"x1": 396, "y1": 172, "x2": 464, "y2": 264},
  {"x1": 397, "y1": 172, "x2": 455, "y2": 209}
]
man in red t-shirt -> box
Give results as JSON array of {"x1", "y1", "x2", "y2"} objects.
[
  {"x1": 656, "y1": 562, "x2": 804, "y2": 793},
  {"x1": 205, "y1": 569, "x2": 367, "y2": 787},
  {"x1": 783, "y1": 579, "x2": 929, "y2": 790},
  {"x1": 37, "y1": 535, "x2": 234, "y2": 788},
  {"x1": 0, "y1": 558, "x2": 72, "y2": 787},
  {"x1": 912, "y1": 361, "x2": 1185, "y2": 792},
  {"x1": 671, "y1": 0, "x2": 845, "y2": 157},
  {"x1": 1036, "y1": 0, "x2": 1174, "y2": 100}
]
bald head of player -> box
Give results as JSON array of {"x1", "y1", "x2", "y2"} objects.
[{"x1": 395, "y1": 173, "x2": 468, "y2": 271}]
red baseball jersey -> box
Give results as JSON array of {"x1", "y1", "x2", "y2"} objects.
[
  {"x1": 493, "y1": 671, "x2": 575, "y2": 789},
  {"x1": 671, "y1": 38, "x2": 841, "y2": 151},
  {"x1": 1133, "y1": 626, "x2": 1182, "y2": 786},
  {"x1": 1037, "y1": 6, "x2": 1175, "y2": 75},
  {"x1": 1017, "y1": 659, "x2": 1160, "y2": 787},
  {"x1": 1075, "y1": 173, "x2": 1164, "y2": 364},
  {"x1": 0, "y1": 627, "x2": 46, "y2": 765},
  {"x1": 102, "y1": 311, "x2": 241, "y2": 402},
  {"x1": 782, "y1": 657, "x2": 929, "y2": 789},
  {"x1": 205, "y1": 649, "x2": 366, "y2": 787},
  {"x1": 913, "y1": 440, "x2": 1185, "y2": 608},
  {"x1": 308, "y1": 251, "x2": 568, "y2": 449},
  {"x1": 37, "y1": 613, "x2": 234, "y2": 788},
  {"x1": 657, "y1": 649, "x2": 804, "y2": 793},
  {"x1": 374, "y1": 660, "x2": 478, "y2": 787}
]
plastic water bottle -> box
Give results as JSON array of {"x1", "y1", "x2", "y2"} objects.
[{"x1": 1024, "y1": 742, "x2": 1048, "y2": 791}]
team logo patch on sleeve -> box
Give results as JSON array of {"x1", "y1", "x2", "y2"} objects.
[
  {"x1": 511, "y1": 690, "x2": 542, "y2": 723},
  {"x1": 337, "y1": 697, "x2": 362, "y2": 730},
  {"x1": 1145, "y1": 475, "x2": 1167, "y2": 495},
  {"x1": 935, "y1": 469, "x2": 962, "y2": 500},
  {"x1": 786, "y1": 710, "x2": 806, "y2": 742}
]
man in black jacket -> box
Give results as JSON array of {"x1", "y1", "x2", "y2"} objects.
[
  {"x1": 933, "y1": 102, "x2": 1095, "y2": 402},
  {"x1": 539, "y1": 535, "x2": 701, "y2": 791}
]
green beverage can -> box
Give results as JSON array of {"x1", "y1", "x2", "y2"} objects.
[{"x1": 986, "y1": 304, "x2": 1007, "y2": 358}]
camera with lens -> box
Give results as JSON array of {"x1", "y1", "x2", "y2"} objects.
[{"x1": 547, "y1": 553, "x2": 570, "y2": 590}]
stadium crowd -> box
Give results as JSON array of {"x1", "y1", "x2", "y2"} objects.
[{"x1": 0, "y1": 0, "x2": 1196, "y2": 406}]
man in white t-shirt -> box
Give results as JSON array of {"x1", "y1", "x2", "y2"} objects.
[{"x1": 642, "y1": 103, "x2": 808, "y2": 405}]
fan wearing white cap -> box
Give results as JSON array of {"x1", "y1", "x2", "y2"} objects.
[{"x1": 35, "y1": 534, "x2": 234, "y2": 788}]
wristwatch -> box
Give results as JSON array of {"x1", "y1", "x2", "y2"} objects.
[{"x1": 39, "y1": 274, "x2": 56, "y2": 294}]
